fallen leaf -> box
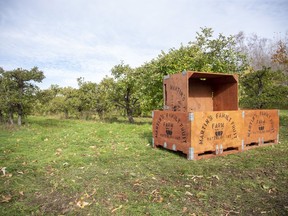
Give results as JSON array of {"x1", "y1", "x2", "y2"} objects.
[
  {"x1": 111, "y1": 205, "x2": 123, "y2": 213},
  {"x1": 155, "y1": 196, "x2": 163, "y2": 203},
  {"x1": 6, "y1": 173, "x2": 13, "y2": 178},
  {"x1": 196, "y1": 191, "x2": 207, "y2": 199},
  {"x1": 17, "y1": 171, "x2": 24, "y2": 175},
  {"x1": 261, "y1": 184, "x2": 269, "y2": 190},
  {"x1": 185, "y1": 191, "x2": 193, "y2": 196},
  {"x1": 1, "y1": 194, "x2": 12, "y2": 203},
  {"x1": 19, "y1": 191, "x2": 24, "y2": 196},
  {"x1": 76, "y1": 200, "x2": 90, "y2": 208},
  {"x1": 212, "y1": 175, "x2": 220, "y2": 180},
  {"x1": 55, "y1": 148, "x2": 62, "y2": 156},
  {"x1": 84, "y1": 192, "x2": 90, "y2": 198},
  {"x1": 89, "y1": 189, "x2": 97, "y2": 196},
  {"x1": 182, "y1": 207, "x2": 188, "y2": 213},
  {"x1": 44, "y1": 138, "x2": 48, "y2": 141},
  {"x1": 63, "y1": 162, "x2": 69, "y2": 166},
  {"x1": 1, "y1": 167, "x2": 6, "y2": 176},
  {"x1": 151, "y1": 189, "x2": 158, "y2": 195}
]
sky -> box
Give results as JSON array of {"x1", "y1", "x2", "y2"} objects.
[{"x1": 0, "y1": 0, "x2": 287, "y2": 89}]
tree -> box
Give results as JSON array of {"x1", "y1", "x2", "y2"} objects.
[
  {"x1": 0, "y1": 67, "x2": 45, "y2": 125},
  {"x1": 111, "y1": 62, "x2": 140, "y2": 123},
  {"x1": 236, "y1": 32, "x2": 288, "y2": 109},
  {"x1": 77, "y1": 77, "x2": 113, "y2": 120},
  {"x1": 136, "y1": 27, "x2": 247, "y2": 112},
  {"x1": 33, "y1": 84, "x2": 61, "y2": 115},
  {"x1": 240, "y1": 67, "x2": 288, "y2": 109},
  {"x1": 94, "y1": 77, "x2": 115, "y2": 119},
  {"x1": 272, "y1": 37, "x2": 288, "y2": 75},
  {"x1": 50, "y1": 87, "x2": 81, "y2": 119}
]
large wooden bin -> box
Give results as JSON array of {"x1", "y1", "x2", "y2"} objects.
[
  {"x1": 153, "y1": 71, "x2": 280, "y2": 160},
  {"x1": 242, "y1": 110, "x2": 279, "y2": 149},
  {"x1": 163, "y1": 71, "x2": 238, "y2": 112},
  {"x1": 152, "y1": 110, "x2": 243, "y2": 160}
]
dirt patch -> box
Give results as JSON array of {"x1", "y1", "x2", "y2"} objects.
[{"x1": 29, "y1": 191, "x2": 76, "y2": 215}]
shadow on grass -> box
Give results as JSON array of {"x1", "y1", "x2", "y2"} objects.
[
  {"x1": 28, "y1": 117, "x2": 73, "y2": 128},
  {"x1": 103, "y1": 117, "x2": 152, "y2": 125},
  {"x1": 280, "y1": 115, "x2": 288, "y2": 127},
  {"x1": 154, "y1": 145, "x2": 188, "y2": 159},
  {"x1": 141, "y1": 131, "x2": 188, "y2": 159},
  {"x1": 142, "y1": 131, "x2": 153, "y2": 146}
]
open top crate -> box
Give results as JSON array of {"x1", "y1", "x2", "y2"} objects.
[
  {"x1": 163, "y1": 71, "x2": 238, "y2": 112},
  {"x1": 153, "y1": 71, "x2": 280, "y2": 160}
]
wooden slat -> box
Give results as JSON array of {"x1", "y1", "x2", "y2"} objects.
[
  {"x1": 163, "y1": 71, "x2": 239, "y2": 112},
  {"x1": 243, "y1": 110, "x2": 279, "y2": 144},
  {"x1": 152, "y1": 110, "x2": 190, "y2": 153},
  {"x1": 243, "y1": 110, "x2": 279, "y2": 148},
  {"x1": 190, "y1": 111, "x2": 243, "y2": 154}
]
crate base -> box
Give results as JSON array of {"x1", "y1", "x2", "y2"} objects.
[
  {"x1": 189, "y1": 146, "x2": 241, "y2": 160},
  {"x1": 244, "y1": 140, "x2": 279, "y2": 150},
  {"x1": 154, "y1": 144, "x2": 241, "y2": 160}
]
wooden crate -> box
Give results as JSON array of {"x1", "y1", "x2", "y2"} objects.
[
  {"x1": 152, "y1": 110, "x2": 243, "y2": 160},
  {"x1": 242, "y1": 110, "x2": 279, "y2": 150},
  {"x1": 163, "y1": 71, "x2": 238, "y2": 112}
]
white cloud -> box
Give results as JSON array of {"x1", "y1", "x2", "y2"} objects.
[{"x1": 0, "y1": 0, "x2": 287, "y2": 88}]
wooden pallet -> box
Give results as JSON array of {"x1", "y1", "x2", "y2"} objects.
[
  {"x1": 187, "y1": 145, "x2": 242, "y2": 160},
  {"x1": 153, "y1": 143, "x2": 242, "y2": 160},
  {"x1": 243, "y1": 139, "x2": 279, "y2": 150}
]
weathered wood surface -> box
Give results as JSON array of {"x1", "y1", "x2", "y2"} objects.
[
  {"x1": 152, "y1": 110, "x2": 244, "y2": 160},
  {"x1": 152, "y1": 110, "x2": 280, "y2": 160},
  {"x1": 163, "y1": 71, "x2": 238, "y2": 112},
  {"x1": 163, "y1": 73, "x2": 187, "y2": 112},
  {"x1": 152, "y1": 110, "x2": 190, "y2": 153},
  {"x1": 243, "y1": 110, "x2": 279, "y2": 148},
  {"x1": 190, "y1": 111, "x2": 243, "y2": 154}
]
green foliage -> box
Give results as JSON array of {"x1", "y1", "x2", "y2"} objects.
[
  {"x1": 78, "y1": 77, "x2": 115, "y2": 119},
  {"x1": 110, "y1": 62, "x2": 141, "y2": 123},
  {"x1": 240, "y1": 67, "x2": 288, "y2": 109},
  {"x1": 0, "y1": 67, "x2": 45, "y2": 125},
  {"x1": 136, "y1": 27, "x2": 248, "y2": 112},
  {"x1": 35, "y1": 78, "x2": 116, "y2": 120}
]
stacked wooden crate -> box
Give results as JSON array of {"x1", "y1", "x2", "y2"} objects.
[{"x1": 152, "y1": 71, "x2": 279, "y2": 160}]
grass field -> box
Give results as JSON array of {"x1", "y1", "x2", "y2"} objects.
[{"x1": 1, "y1": 111, "x2": 288, "y2": 215}]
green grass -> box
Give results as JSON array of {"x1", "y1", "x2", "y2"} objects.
[{"x1": 1, "y1": 112, "x2": 288, "y2": 215}]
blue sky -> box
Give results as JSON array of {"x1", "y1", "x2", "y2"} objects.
[{"x1": 0, "y1": 0, "x2": 287, "y2": 89}]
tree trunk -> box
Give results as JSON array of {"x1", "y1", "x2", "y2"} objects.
[
  {"x1": 64, "y1": 109, "x2": 69, "y2": 119},
  {"x1": 127, "y1": 108, "x2": 134, "y2": 124},
  {"x1": 0, "y1": 110, "x2": 3, "y2": 123},
  {"x1": 125, "y1": 87, "x2": 134, "y2": 124},
  {"x1": 17, "y1": 103, "x2": 23, "y2": 126},
  {"x1": 18, "y1": 114, "x2": 22, "y2": 126},
  {"x1": 8, "y1": 109, "x2": 14, "y2": 125}
]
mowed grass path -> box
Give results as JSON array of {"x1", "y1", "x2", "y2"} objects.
[{"x1": 1, "y1": 112, "x2": 288, "y2": 215}]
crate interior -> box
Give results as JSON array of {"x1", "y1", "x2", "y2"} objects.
[{"x1": 188, "y1": 73, "x2": 238, "y2": 111}]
